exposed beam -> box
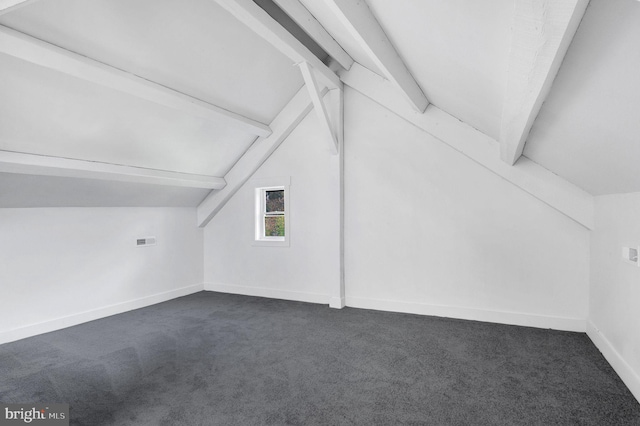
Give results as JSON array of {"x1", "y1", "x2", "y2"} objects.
[
  {"x1": 0, "y1": 150, "x2": 226, "y2": 189},
  {"x1": 0, "y1": 25, "x2": 271, "y2": 137},
  {"x1": 340, "y1": 63, "x2": 594, "y2": 230},
  {"x1": 212, "y1": 0, "x2": 341, "y2": 89},
  {"x1": 328, "y1": 86, "x2": 344, "y2": 153},
  {"x1": 198, "y1": 85, "x2": 325, "y2": 227},
  {"x1": 321, "y1": 0, "x2": 428, "y2": 113},
  {"x1": 271, "y1": 0, "x2": 354, "y2": 70},
  {"x1": 500, "y1": 0, "x2": 589, "y2": 165},
  {"x1": 0, "y1": 0, "x2": 39, "y2": 16},
  {"x1": 327, "y1": 86, "x2": 344, "y2": 309},
  {"x1": 299, "y1": 62, "x2": 339, "y2": 154}
]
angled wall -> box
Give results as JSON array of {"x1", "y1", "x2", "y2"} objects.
[
  {"x1": 0, "y1": 207, "x2": 204, "y2": 344},
  {"x1": 203, "y1": 109, "x2": 341, "y2": 303},
  {"x1": 343, "y1": 88, "x2": 590, "y2": 331},
  {"x1": 203, "y1": 85, "x2": 590, "y2": 332},
  {"x1": 588, "y1": 193, "x2": 640, "y2": 401}
]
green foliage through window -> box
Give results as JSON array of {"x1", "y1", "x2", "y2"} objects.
[
  {"x1": 264, "y1": 189, "x2": 285, "y2": 237},
  {"x1": 265, "y1": 216, "x2": 285, "y2": 237}
]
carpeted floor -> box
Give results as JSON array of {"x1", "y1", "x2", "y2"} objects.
[{"x1": 0, "y1": 292, "x2": 639, "y2": 425}]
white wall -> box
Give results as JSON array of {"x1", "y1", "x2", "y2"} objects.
[
  {"x1": 344, "y1": 89, "x2": 590, "y2": 331},
  {"x1": 588, "y1": 193, "x2": 640, "y2": 401},
  {"x1": 0, "y1": 207, "x2": 203, "y2": 343},
  {"x1": 203, "y1": 109, "x2": 340, "y2": 304}
]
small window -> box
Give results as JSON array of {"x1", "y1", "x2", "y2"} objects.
[
  {"x1": 264, "y1": 189, "x2": 285, "y2": 236},
  {"x1": 263, "y1": 188, "x2": 285, "y2": 238},
  {"x1": 253, "y1": 177, "x2": 290, "y2": 247}
]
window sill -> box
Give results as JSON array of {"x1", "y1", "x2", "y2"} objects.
[{"x1": 252, "y1": 239, "x2": 290, "y2": 247}]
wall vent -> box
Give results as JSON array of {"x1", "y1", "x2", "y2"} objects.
[{"x1": 136, "y1": 237, "x2": 157, "y2": 247}]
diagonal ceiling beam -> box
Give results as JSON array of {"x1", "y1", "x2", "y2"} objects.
[
  {"x1": 321, "y1": 0, "x2": 429, "y2": 113},
  {"x1": 500, "y1": 0, "x2": 589, "y2": 165},
  {"x1": 298, "y1": 62, "x2": 339, "y2": 154},
  {"x1": 0, "y1": 25, "x2": 272, "y2": 137},
  {"x1": 0, "y1": 150, "x2": 226, "y2": 189},
  {"x1": 212, "y1": 0, "x2": 341, "y2": 89},
  {"x1": 0, "y1": 0, "x2": 39, "y2": 16},
  {"x1": 271, "y1": 0, "x2": 354, "y2": 70},
  {"x1": 340, "y1": 63, "x2": 594, "y2": 230},
  {"x1": 198, "y1": 85, "x2": 325, "y2": 227}
]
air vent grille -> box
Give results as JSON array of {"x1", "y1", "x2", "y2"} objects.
[{"x1": 136, "y1": 237, "x2": 157, "y2": 247}]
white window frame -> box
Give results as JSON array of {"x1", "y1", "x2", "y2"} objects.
[{"x1": 252, "y1": 177, "x2": 290, "y2": 247}]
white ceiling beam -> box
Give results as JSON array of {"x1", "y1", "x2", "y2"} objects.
[
  {"x1": 271, "y1": 0, "x2": 354, "y2": 70},
  {"x1": 0, "y1": 150, "x2": 226, "y2": 189},
  {"x1": 500, "y1": 0, "x2": 589, "y2": 165},
  {"x1": 212, "y1": 0, "x2": 341, "y2": 89},
  {"x1": 340, "y1": 63, "x2": 594, "y2": 230},
  {"x1": 326, "y1": 85, "x2": 344, "y2": 309},
  {"x1": 198, "y1": 85, "x2": 324, "y2": 227},
  {"x1": 0, "y1": 0, "x2": 39, "y2": 16},
  {"x1": 327, "y1": 86, "x2": 344, "y2": 152},
  {"x1": 321, "y1": 0, "x2": 428, "y2": 113},
  {"x1": 0, "y1": 25, "x2": 271, "y2": 137},
  {"x1": 299, "y1": 62, "x2": 338, "y2": 155}
]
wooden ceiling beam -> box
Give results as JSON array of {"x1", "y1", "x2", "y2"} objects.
[
  {"x1": 271, "y1": 0, "x2": 353, "y2": 70},
  {"x1": 198, "y1": 85, "x2": 324, "y2": 227},
  {"x1": 0, "y1": 150, "x2": 227, "y2": 189},
  {"x1": 321, "y1": 0, "x2": 428, "y2": 113},
  {"x1": 0, "y1": 25, "x2": 272, "y2": 137},
  {"x1": 340, "y1": 63, "x2": 594, "y2": 230},
  {"x1": 500, "y1": 0, "x2": 589, "y2": 165},
  {"x1": 299, "y1": 62, "x2": 338, "y2": 154},
  {"x1": 212, "y1": 0, "x2": 341, "y2": 89}
]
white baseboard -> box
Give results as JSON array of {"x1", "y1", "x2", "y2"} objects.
[
  {"x1": 345, "y1": 296, "x2": 587, "y2": 332},
  {"x1": 0, "y1": 283, "x2": 204, "y2": 345},
  {"x1": 205, "y1": 282, "x2": 330, "y2": 305},
  {"x1": 587, "y1": 321, "x2": 640, "y2": 403}
]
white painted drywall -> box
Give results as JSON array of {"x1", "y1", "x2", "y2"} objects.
[
  {"x1": 0, "y1": 0, "x2": 302, "y2": 124},
  {"x1": 0, "y1": 207, "x2": 203, "y2": 343},
  {"x1": 589, "y1": 193, "x2": 640, "y2": 400},
  {"x1": 525, "y1": 0, "x2": 640, "y2": 195},
  {"x1": 0, "y1": 54, "x2": 255, "y2": 178},
  {"x1": 300, "y1": 0, "x2": 512, "y2": 139},
  {"x1": 344, "y1": 88, "x2": 589, "y2": 331},
  {"x1": 203, "y1": 108, "x2": 340, "y2": 304}
]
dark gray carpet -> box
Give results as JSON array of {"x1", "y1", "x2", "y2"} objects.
[{"x1": 1, "y1": 292, "x2": 639, "y2": 425}]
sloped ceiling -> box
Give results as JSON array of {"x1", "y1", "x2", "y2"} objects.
[
  {"x1": 0, "y1": 0, "x2": 303, "y2": 207},
  {"x1": 301, "y1": 0, "x2": 640, "y2": 196},
  {"x1": 0, "y1": 0, "x2": 302, "y2": 123},
  {"x1": 0, "y1": 172, "x2": 211, "y2": 207},
  {"x1": 0, "y1": 0, "x2": 639, "y2": 209},
  {"x1": 524, "y1": 0, "x2": 640, "y2": 195},
  {"x1": 0, "y1": 53, "x2": 253, "y2": 176},
  {"x1": 300, "y1": 0, "x2": 513, "y2": 139}
]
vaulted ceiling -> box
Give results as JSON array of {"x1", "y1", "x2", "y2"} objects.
[{"x1": 0, "y1": 0, "x2": 638, "y2": 209}]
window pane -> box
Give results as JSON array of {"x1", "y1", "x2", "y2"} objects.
[
  {"x1": 265, "y1": 216, "x2": 285, "y2": 237},
  {"x1": 265, "y1": 190, "x2": 284, "y2": 213}
]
